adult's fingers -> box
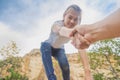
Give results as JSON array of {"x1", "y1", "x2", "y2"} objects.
[
  {"x1": 74, "y1": 34, "x2": 81, "y2": 49},
  {"x1": 77, "y1": 34, "x2": 90, "y2": 45},
  {"x1": 74, "y1": 33, "x2": 90, "y2": 49},
  {"x1": 69, "y1": 29, "x2": 77, "y2": 37}
]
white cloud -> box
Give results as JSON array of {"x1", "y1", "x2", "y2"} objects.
[
  {"x1": 0, "y1": 22, "x2": 24, "y2": 53},
  {"x1": 0, "y1": 22, "x2": 19, "y2": 44},
  {"x1": 116, "y1": 0, "x2": 120, "y2": 8},
  {"x1": 0, "y1": 22, "x2": 38, "y2": 56}
]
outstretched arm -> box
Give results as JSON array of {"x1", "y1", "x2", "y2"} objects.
[
  {"x1": 86, "y1": 8, "x2": 120, "y2": 43},
  {"x1": 52, "y1": 24, "x2": 73, "y2": 38},
  {"x1": 70, "y1": 8, "x2": 120, "y2": 49}
]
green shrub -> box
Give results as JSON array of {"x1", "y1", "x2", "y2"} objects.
[
  {"x1": 0, "y1": 68, "x2": 28, "y2": 80},
  {"x1": 93, "y1": 73, "x2": 104, "y2": 80}
]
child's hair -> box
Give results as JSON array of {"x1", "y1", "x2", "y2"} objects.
[{"x1": 64, "y1": 4, "x2": 82, "y2": 24}]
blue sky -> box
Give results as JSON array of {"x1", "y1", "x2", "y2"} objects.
[{"x1": 0, "y1": 0, "x2": 120, "y2": 56}]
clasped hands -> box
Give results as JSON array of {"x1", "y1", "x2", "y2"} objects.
[{"x1": 69, "y1": 25, "x2": 93, "y2": 49}]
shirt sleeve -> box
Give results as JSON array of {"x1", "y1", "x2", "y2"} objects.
[
  {"x1": 51, "y1": 20, "x2": 72, "y2": 38},
  {"x1": 51, "y1": 21, "x2": 62, "y2": 34}
]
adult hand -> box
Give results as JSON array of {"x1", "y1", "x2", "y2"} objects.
[{"x1": 70, "y1": 25, "x2": 92, "y2": 49}]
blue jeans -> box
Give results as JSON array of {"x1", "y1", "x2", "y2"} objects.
[{"x1": 40, "y1": 42, "x2": 70, "y2": 80}]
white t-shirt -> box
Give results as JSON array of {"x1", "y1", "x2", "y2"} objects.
[{"x1": 45, "y1": 20, "x2": 70, "y2": 49}]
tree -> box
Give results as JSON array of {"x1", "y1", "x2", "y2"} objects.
[
  {"x1": 0, "y1": 41, "x2": 20, "y2": 59},
  {"x1": 0, "y1": 41, "x2": 23, "y2": 79},
  {"x1": 89, "y1": 38, "x2": 120, "y2": 80},
  {"x1": 89, "y1": 38, "x2": 120, "y2": 55}
]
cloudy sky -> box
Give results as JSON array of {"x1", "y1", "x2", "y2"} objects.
[{"x1": 0, "y1": 0, "x2": 120, "y2": 56}]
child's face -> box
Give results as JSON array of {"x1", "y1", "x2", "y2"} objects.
[{"x1": 63, "y1": 8, "x2": 81, "y2": 28}]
